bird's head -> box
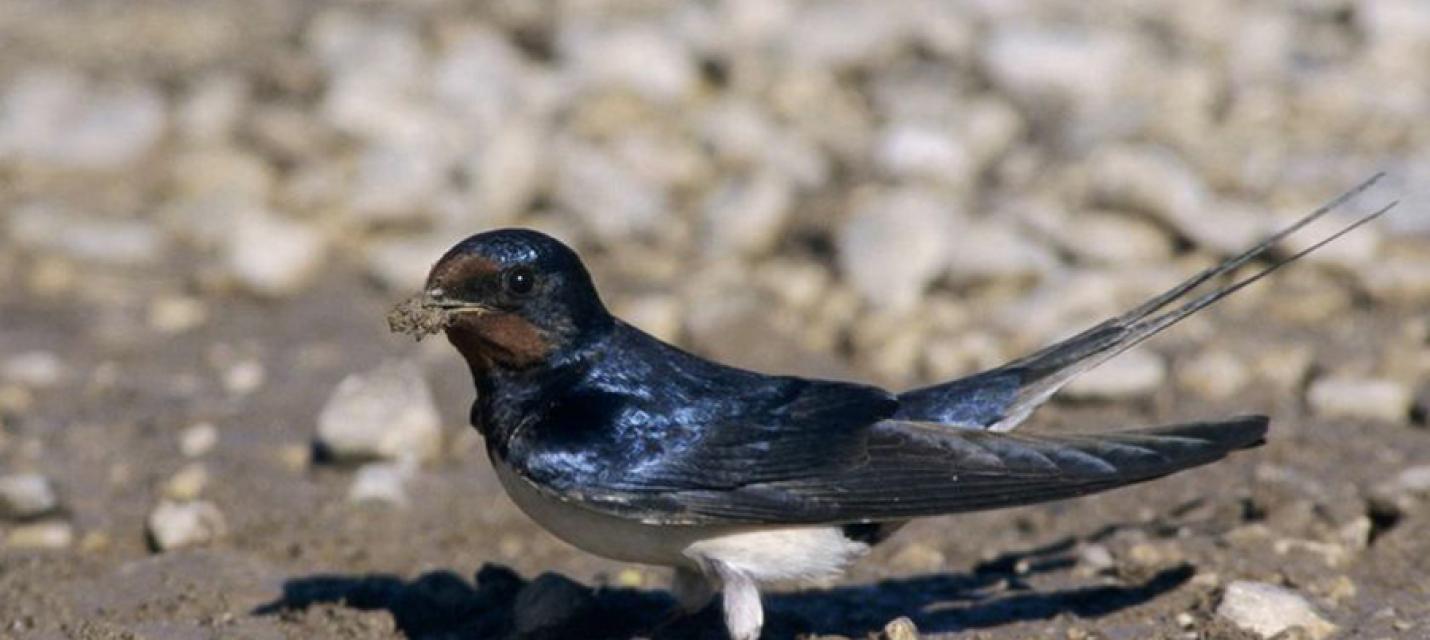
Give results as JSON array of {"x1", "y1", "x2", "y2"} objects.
[{"x1": 422, "y1": 229, "x2": 612, "y2": 372}]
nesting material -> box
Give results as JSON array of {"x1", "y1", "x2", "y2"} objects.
[{"x1": 387, "y1": 293, "x2": 450, "y2": 341}]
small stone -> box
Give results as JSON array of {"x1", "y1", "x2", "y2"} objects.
[
  {"x1": 1217, "y1": 581, "x2": 1337, "y2": 640},
  {"x1": 225, "y1": 208, "x2": 328, "y2": 297},
  {"x1": 1306, "y1": 375, "x2": 1413, "y2": 423},
  {"x1": 1086, "y1": 145, "x2": 1208, "y2": 227},
  {"x1": 888, "y1": 543, "x2": 946, "y2": 573},
  {"x1": 162, "y1": 463, "x2": 209, "y2": 501},
  {"x1": 700, "y1": 170, "x2": 795, "y2": 256},
  {"x1": 873, "y1": 122, "x2": 973, "y2": 186},
  {"x1": 562, "y1": 25, "x2": 698, "y2": 103},
  {"x1": 1056, "y1": 212, "x2": 1175, "y2": 265},
  {"x1": 1064, "y1": 348, "x2": 1168, "y2": 400},
  {"x1": 1, "y1": 351, "x2": 66, "y2": 388},
  {"x1": 1076, "y1": 543, "x2": 1116, "y2": 575},
  {"x1": 1125, "y1": 541, "x2": 1185, "y2": 570},
  {"x1": 1176, "y1": 200, "x2": 1277, "y2": 257},
  {"x1": 513, "y1": 573, "x2": 595, "y2": 635},
  {"x1": 347, "y1": 461, "x2": 413, "y2": 506},
  {"x1": 179, "y1": 422, "x2": 219, "y2": 458},
  {"x1": 147, "y1": 500, "x2": 228, "y2": 551},
  {"x1": 612, "y1": 294, "x2": 683, "y2": 344},
  {"x1": 982, "y1": 26, "x2": 1132, "y2": 116},
  {"x1": 1368, "y1": 465, "x2": 1430, "y2": 518},
  {"x1": 0, "y1": 474, "x2": 60, "y2": 520},
  {"x1": 756, "y1": 259, "x2": 832, "y2": 311},
  {"x1": 1252, "y1": 345, "x2": 1314, "y2": 392},
  {"x1": 170, "y1": 149, "x2": 275, "y2": 201},
  {"x1": 0, "y1": 69, "x2": 166, "y2": 170},
  {"x1": 8, "y1": 202, "x2": 165, "y2": 267},
  {"x1": 554, "y1": 139, "x2": 667, "y2": 243},
  {"x1": 79, "y1": 530, "x2": 110, "y2": 553},
  {"x1": 1275, "y1": 210, "x2": 1382, "y2": 271},
  {"x1": 277, "y1": 443, "x2": 311, "y2": 473},
  {"x1": 346, "y1": 141, "x2": 448, "y2": 225},
  {"x1": 838, "y1": 188, "x2": 959, "y2": 311},
  {"x1": 223, "y1": 360, "x2": 266, "y2": 396},
  {"x1": 944, "y1": 217, "x2": 1059, "y2": 284},
  {"x1": 1175, "y1": 612, "x2": 1196, "y2": 629},
  {"x1": 459, "y1": 121, "x2": 546, "y2": 224},
  {"x1": 148, "y1": 296, "x2": 209, "y2": 334},
  {"x1": 177, "y1": 74, "x2": 249, "y2": 143},
  {"x1": 316, "y1": 360, "x2": 443, "y2": 462},
  {"x1": 365, "y1": 235, "x2": 458, "y2": 292},
  {"x1": 1363, "y1": 254, "x2": 1430, "y2": 305},
  {"x1": 1177, "y1": 350, "x2": 1251, "y2": 400},
  {"x1": 6, "y1": 521, "x2": 74, "y2": 550},
  {"x1": 882, "y1": 616, "x2": 920, "y2": 640}
]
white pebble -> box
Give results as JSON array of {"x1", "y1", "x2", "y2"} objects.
[
  {"x1": 1064, "y1": 348, "x2": 1168, "y2": 400},
  {"x1": 162, "y1": 464, "x2": 210, "y2": 501},
  {"x1": 346, "y1": 141, "x2": 449, "y2": 225},
  {"x1": 364, "y1": 235, "x2": 460, "y2": 293},
  {"x1": 316, "y1": 360, "x2": 443, "y2": 462},
  {"x1": 982, "y1": 27, "x2": 1131, "y2": 115},
  {"x1": 1, "y1": 351, "x2": 66, "y2": 388},
  {"x1": 562, "y1": 24, "x2": 698, "y2": 103},
  {"x1": 1306, "y1": 375, "x2": 1413, "y2": 423},
  {"x1": 347, "y1": 461, "x2": 414, "y2": 506},
  {"x1": 838, "y1": 188, "x2": 959, "y2": 311},
  {"x1": 0, "y1": 473, "x2": 60, "y2": 520},
  {"x1": 147, "y1": 500, "x2": 228, "y2": 551},
  {"x1": 554, "y1": 139, "x2": 667, "y2": 243},
  {"x1": 225, "y1": 208, "x2": 328, "y2": 297},
  {"x1": 945, "y1": 217, "x2": 1059, "y2": 284},
  {"x1": 8, "y1": 202, "x2": 165, "y2": 267},
  {"x1": 700, "y1": 170, "x2": 795, "y2": 255},
  {"x1": 1217, "y1": 581, "x2": 1337, "y2": 640},
  {"x1": 1364, "y1": 254, "x2": 1430, "y2": 305},
  {"x1": 873, "y1": 122, "x2": 973, "y2": 186},
  {"x1": 6, "y1": 521, "x2": 74, "y2": 550},
  {"x1": 1086, "y1": 145, "x2": 1208, "y2": 224},
  {"x1": 223, "y1": 360, "x2": 266, "y2": 396},
  {"x1": 177, "y1": 74, "x2": 250, "y2": 143},
  {"x1": 148, "y1": 296, "x2": 209, "y2": 334},
  {"x1": 0, "y1": 69, "x2": 166, "y2": 170},
  {"x1": 1177, "y1": 350, "x2": 1251, "y2": 400}
]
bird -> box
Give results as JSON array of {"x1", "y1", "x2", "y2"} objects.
[{"x1": 408, "y1": 175, "x2": 1392, "y2": 640}]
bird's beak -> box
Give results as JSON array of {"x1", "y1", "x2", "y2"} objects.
[{"x1": 421, "y1": 288, "x2": 492, "y2": 315}]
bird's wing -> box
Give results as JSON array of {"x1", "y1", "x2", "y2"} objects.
[
  {"x1": 503, "y1": 372, "x2": 899, "y2": 493},
  {"x1": 530, "y1": 416, "x2": 1267, "y2": 526},
  {"x1": 896, "y1": 175, "x2": 1396, "y2": 430}
]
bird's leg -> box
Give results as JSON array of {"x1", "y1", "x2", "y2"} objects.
[
  {"x1": 672, "y1": 565, "x2": 717, "y2": 613},
  {"x1": 710, "y1": 559, "x2": 763, "y2": 640},
  {"x1": 640, "y1": 567, "x2": 716, "y2": 639}
]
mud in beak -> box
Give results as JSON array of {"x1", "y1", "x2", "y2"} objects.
[
  {"x1": 421, "y1": 288, "x2": 492, "y2": 314},
  {"x1": 387, "y1": 288, "x2": 491, "y2": 341}
]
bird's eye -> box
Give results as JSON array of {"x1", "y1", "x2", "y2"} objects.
[{"x1": 503, "y1": 267, "x2": 537, "y2": 296}]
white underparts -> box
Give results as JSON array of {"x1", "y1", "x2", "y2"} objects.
[
  {"x1": 683, "y1": 526, "x2": 871, "y2": 583},
  {"x1": 682, "y1": 527, "x2": 872, "y2": 640}
]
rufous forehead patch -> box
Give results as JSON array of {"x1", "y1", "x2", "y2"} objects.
[{"x1": 426, "y1": 254, "x2": 500, "y2": 290}]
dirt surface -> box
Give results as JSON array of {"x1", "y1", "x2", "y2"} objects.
[
  {"x1": 2, "y1": 1, "x2": 1429, "y2": 639},
  {"x1": 1, "y1": 265, "x2": 1427, "y2": 639}
]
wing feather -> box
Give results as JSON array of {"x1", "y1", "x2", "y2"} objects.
[{"x1": 565, "y1": 416, "x2": 1267, "y2": 525}]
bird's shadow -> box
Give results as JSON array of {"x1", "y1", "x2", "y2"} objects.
[{"x1": 253, "y1": 535, "x2": 1193, "y2": 639}]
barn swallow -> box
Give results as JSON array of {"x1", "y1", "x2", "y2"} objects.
[{"x1": 412, "y1": 175, "x2": 1392, "y2": 640}]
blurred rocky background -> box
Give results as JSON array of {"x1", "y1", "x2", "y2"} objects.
[{"x1": 0, "y1": 1, "x2": 1427, "y2": 638}]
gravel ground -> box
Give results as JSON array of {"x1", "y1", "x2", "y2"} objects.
[{"x1": 1, "y1": 1, "x2": 1428, "y2": 639}]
